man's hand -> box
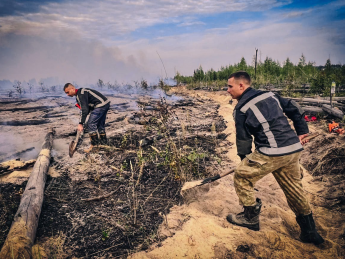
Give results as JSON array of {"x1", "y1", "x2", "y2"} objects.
[
  {"x1": 77, "y1": 124, "x2": 84, "y2": 132},
  {"x1": 298, "y1": 134, "x2": 309, "y2": 145}
]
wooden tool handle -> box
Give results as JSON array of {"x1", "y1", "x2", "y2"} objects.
[
  {"x1": 75, "y1": 130, "x2": 81, "y2": 140},
  {"x1": 219, "y1": 168, "x2": 235, "y2": 178},
  {"x1": 304, "y1": 133, "x2": 320, "y2": 141}
]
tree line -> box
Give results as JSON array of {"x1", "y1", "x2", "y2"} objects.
[{"x1": 174, "y1": 55, "x2": 345, "y2": 96}]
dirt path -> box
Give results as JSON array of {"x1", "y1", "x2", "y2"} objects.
[{"x1": 130, "y1": 88, "x2": 345, "y2": 259}]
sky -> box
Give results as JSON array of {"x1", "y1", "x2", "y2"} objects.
[{"x1": 0, "y1": 0, "x2": 344, "y2": 85}]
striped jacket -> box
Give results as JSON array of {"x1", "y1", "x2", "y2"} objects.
[
  {"x1": 234, "y1": 87, "x2": 308, "y2": 158},
  {"x1": 76, "y1": 88, "x2": 110, "y2": 124}
]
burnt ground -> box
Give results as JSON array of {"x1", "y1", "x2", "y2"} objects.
[
  {"x1": 0, "y1": 93, "x2": 232, "y2": 258},
  {"x1": 299, "y1": 126, "x2": 345, "y2": 253},
  {"x1": 0, "y1": 182, "x2": 27, "y2": 241},
  {"x1": 3, "y1": 89, "x2": 343, "y2": 258},
  {"x1": 300, "y1": 128, "x2": 345, "y2": 212}
]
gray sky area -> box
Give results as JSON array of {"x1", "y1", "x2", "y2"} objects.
[{"x1": 0, "y1": 0, "x2": 344, "y2": 84}]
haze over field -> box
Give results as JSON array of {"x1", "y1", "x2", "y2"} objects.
[{"x1": 0, "y1": 0, "x2": 344, "y2": 84}]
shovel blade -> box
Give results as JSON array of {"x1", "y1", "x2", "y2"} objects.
[{"x1": 69, "y1": 140, "x2": 76, "y2": 158}]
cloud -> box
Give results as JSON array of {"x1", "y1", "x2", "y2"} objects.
[
  {"x1": 177, "y1": 21, "x2": 206, "y2": 27},
  {"x1": 0, "y1": 0, "x2": 291, "y2": 41},
  {"x1": 117, "y1": 19, "x2": 345, "y2": 77},
  {"x1": 0, "y1": 0, "x2": 344, "y2": 83},
  {"x1": 0, "y1": 24, "x2": 154, "y2": 84},
  {"x1": 284, "y1": 11, "x2": 307, "y2": 18}
]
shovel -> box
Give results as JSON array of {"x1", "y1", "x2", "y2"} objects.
[
  {"x1": 69, "y1": 114, "x2": 90, "y2": 158},
  {"x1": 181, "y1": 132, "x2": 320, "y2": 195},
  {"x1": 181, "y1": 168, "x2": 235, "y2": 193},
  {"x1": 69, "y1": 130, "x2": 83, "y2": 158},
  {"x1": 181, "y1": 133, "x2": 320, "y2": 193}
]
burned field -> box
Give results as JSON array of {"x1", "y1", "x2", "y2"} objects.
[
  {"x1": 0, "y1": 94, "x2": 232, "y2": 258},
  {"x1": 300, "y1": 132, "x2": 345, "y2": 212}
]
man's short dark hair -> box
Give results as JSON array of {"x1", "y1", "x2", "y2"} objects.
[
  {"x1": 229, "y1": 71, "x2": 251, "y2": 85},
  {"x1": 63, "y1": 83, "x2": 72, "y2": 91}
]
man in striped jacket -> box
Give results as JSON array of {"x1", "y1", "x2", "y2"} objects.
[
  {"x1": 226, "y1": 71, "x2": 324, "y2": 245},
  {"x1": 64, "y1": 83, "x2": 110, "y2": 152}
]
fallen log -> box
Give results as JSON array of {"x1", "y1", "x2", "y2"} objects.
[
  {"x1": 291, "y1": 97, "x2": 339, "y2": 105},
  {"x1": 0, "y1": 159, "x2": 36, "y2": 176},
  {"x1": 0, "y1": 119, "x2": 51, "y2": 126},
  {"x1": 302, "y1": 106, "x2": 324, "y2": 115},
  {"x1": 0, "y1": 128, "x2": 55, "y2": 259},
  {"x1": 0, "y1": 164, "x2": 10, "y2": 174},
  {"x1": 322, "y1": 104, "x2": 345, "y2": 119},
  {"x1": 318, "y1": 97, "x2": 345, "y2": 101},
  {"x1": 298, "y1": 102, "x2": 345, "y2": 110}
]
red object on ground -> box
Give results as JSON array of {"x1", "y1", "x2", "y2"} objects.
[{"x1": 304, "y1": 115, "x2": 317, "y2": 122}]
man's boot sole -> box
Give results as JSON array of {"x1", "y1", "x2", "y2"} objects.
[
  {"x1": 300, "y1": 234, "x2": 325, "y2": 245},
  {"x1": 226, "y1": 215, "x2": 260, "y2": 231}
]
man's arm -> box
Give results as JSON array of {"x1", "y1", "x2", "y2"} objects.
[
  {"x1": 78, "y1": 91, "x2": 90, "y2": 125},
  {"x1": 235, "y1": 110, "x2": 253, "y2": 160},
  {"x1": 274, "y1": 94, "x2": 309, "y2": 136}
]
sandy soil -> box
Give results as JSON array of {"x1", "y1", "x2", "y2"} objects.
[{"x1": 129, "y1": 87, "x2": 345, "y2": 259}]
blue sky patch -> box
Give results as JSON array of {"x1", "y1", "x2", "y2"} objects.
[
  {"x1": 0, "y1": 0, "x2": 66, "y2": 16},
  {"x1": 273, "y1": 0, "x2": 338, "y2": 10}
]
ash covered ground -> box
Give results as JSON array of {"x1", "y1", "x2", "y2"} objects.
[{"x1": 0, "y1": 87, "x2": 232, "y2": 258}]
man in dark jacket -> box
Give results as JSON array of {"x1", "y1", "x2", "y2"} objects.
[
  {"x1": 226, "y1": 71, "x2": 324, "y2": 245},
  {"x1": 64, "y1": 83, "x2": 110, "y2": 152}
]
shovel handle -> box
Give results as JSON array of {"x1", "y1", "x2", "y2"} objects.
[
  {"x1": 75, "y1": 130, "x2": 82, "y2": 140},
  {"x1": 304, "y1": 133, "x2": 320, "y2": 141},
  {"x1": 219, "y1": 168, "x2": 235, "y2": 178},
  {"x1": 200, "y1": 168, "x2": 235, "y2": 185}
]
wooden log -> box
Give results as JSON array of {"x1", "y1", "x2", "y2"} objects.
[
  {"x1": 298, "y1": 102, "x2": 322, "y2": 107},
  {"x1": 302, "y1": 106, "x2": 324, "y2": 115},
  {"x1": 322, "y1": 104, "x2": 345, "y2": 119},
  {"x1": 0, "y1": 159, "x2": 36, "y2": 176},
  {"x1": 0, "y1": 129, "x2": 55, "y2": 259},
  {"x1": 291, "y1": 97, "x2": 339, "y2": 105},
  {"x1": 317, "y1": 97, "x2": 345, "y2": 101}
]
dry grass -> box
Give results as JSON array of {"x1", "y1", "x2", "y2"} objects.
[{"x1": 37, "y1": 231, "x2": 67, "y2": 259}]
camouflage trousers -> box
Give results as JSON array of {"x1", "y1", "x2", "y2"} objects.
[{"x1": 234, "y1": 150, "x2": 311, "y2": 216}]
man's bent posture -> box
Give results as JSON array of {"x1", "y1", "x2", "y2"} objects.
[
  {"x1": 64, "y1": 83, "x2": 110, "y2": 152},
  {"x1": 226, "y1": 71, "x2": 324, "y2": 245}
]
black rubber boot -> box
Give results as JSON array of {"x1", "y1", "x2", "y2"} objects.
[
  {"x1": 296, "y1": 213, "x2": 324, "y2": 245},
  {"x1": 226, "y1": 198, "x2": 262, "y2": 231},
  {"x1": 90, "y1": 132, "x2": 99, "y2": 146},
  {"x1": 99, "y1": 132, "x2": 108, "y2": 145},
  {"x1": 84, "y1": 132, "x2": 99, "y2": 153}
]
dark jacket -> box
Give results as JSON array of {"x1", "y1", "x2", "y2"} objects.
[
  {"x1": 76, "y1": 88, "x2": 110, "y2": 124},
  {"x1": 234, "y1": 87, "x2": 308, "y2": 158}
]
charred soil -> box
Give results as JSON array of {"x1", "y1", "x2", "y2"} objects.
[
  {"x1": 0, "y1": 94, "x2": 232, "y2": 258},
  {"x1": 1, "y1": 89, "x2": 344, "y2": 258}
]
